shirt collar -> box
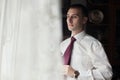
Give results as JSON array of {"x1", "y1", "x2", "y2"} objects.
[{"x1": 71, "y1": 31, "x2": 86, "y2": 41}]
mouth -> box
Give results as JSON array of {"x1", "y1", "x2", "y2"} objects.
[{"x1": 68, "y1": 24, "x2": 73, "y2": 27}]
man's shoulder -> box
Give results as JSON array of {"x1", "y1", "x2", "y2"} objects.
[
  {"x1": 60, "y1": 37, "x2": 70, "y2": 45},
  {"x1": 84, "y1": 34, "x2": 99, "y2": 41},
  {"x1": 82, "y1": 34, "x2": 101, "y2": 45}
]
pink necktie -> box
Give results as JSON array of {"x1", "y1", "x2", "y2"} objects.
[{"x1": 63, "y1": 37, "x2": 76, "y2": 65}]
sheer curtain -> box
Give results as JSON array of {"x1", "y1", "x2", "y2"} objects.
[{"x1": 0, "y1": 0, "x2": 63, "y2": 80}]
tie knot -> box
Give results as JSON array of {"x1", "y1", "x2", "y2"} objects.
[{"x1": 71, "y1": 36, "x2": 76, "y2": 42}]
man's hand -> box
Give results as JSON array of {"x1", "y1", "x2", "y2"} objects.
[{"x1": 64, "y1": 65, "x2": 75, "y2": 77}]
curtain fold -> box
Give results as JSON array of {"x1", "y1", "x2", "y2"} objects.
[{"x1": 0, "y1": 0, "x2": 63, "y2": 80}]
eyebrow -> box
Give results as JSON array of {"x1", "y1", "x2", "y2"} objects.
[
  {"x1": 67, "y1": 13, "x2": 80, "y2": 16},
  {"x1": 66, "y1": 14, "x2": 81, "y2": 18}
]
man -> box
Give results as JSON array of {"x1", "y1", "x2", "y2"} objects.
[{"x1": 60, "y1": 4, "x2": 113, "y2": 80}]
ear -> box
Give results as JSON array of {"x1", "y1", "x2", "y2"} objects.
[{"x1": 83, "y1": 17, "x2": 88, "y2": 24}]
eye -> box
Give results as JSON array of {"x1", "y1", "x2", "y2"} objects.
[
  {"x1": 66, "y1": 15, "x2": 70, "y2": 18},
  {"x1": 71, "y1": 15, "x2": 79, "y2": 18},
  {"x1": 66, "y1": 14, "x2": 79, "y2": 19},
  {"x1": 71, "y1": 15, "x2": 78, "y2": 18}
]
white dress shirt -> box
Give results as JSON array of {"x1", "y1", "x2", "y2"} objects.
[{"x1": 60, "y1": 31, "x2": 113, "y2": 80}]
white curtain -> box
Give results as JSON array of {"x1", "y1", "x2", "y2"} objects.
[{"x1": 0, "y1": 0, "x2": 63, "y2": 80}]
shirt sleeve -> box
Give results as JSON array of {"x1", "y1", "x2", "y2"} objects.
[{"x1": 89, "y1": 41, "x2": 113, "y2": 80}]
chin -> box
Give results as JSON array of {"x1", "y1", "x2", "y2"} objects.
[
  {"x1": 68, "y1": 26, "x2": 74, "y2": 29},
  {"x1": 68, "y1": 28, "x2": 73, "y2": 31}
]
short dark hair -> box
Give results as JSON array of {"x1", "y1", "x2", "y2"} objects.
[{"x1": 68, "y1": 4, "x2": 88, "y2": 17}]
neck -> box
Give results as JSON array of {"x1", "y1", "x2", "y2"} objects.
[{"x1": 71, "y1": 29, "x2": 84, "y2": 36}]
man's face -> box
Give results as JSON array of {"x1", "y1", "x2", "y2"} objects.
[{"x1": 66, "y1": 8, "x2": 87, "y2": 32}]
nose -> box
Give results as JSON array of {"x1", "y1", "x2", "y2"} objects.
[{"x1": 67, "y1": 17, "x2": 72, "y2": 23}]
